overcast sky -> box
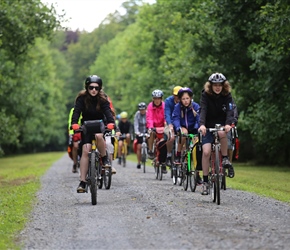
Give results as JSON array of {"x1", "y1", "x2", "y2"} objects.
[{"x1": 41, "y1": 0, "x2": 155, "y2": 32}]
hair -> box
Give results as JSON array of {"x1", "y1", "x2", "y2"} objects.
[
  {"x1": 203, "y1": 80, "x2": 231, "y2": 96},
  {"x1": 75, "y1": 89, "x2": 109, "y2": 111}
]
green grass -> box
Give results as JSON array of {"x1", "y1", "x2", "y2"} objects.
[
  {"x1": 0, "y1": 152, "x2": 65, "y2": 250},
  {"x1": 127, "y1": 154, "x2": 290, "y2": 203}
]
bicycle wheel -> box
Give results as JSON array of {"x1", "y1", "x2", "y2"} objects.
[
  {"x1": 221, "y1": 167, "x2": 226, "y2": 190},
  {"x1": 190, "y1": 170, "x2": 197, "y2": 192},
  {"x1": 104, "y1": 167, "x2": 112, "y2": 190},
  {"x1": 141, "y1": 145, "x2": 147, "y2": 173},
  {"x1": 215, "y1": 147, "x2": 221, "y2": 205},
  {"x1": 97, "y1": 160, "x2": 103, "y2": 189},
  {"x1": 154, "y1": 161, "x2": 159, "y2": 179},
  {"x1": 183, "y1": 170, "x2": 188, "y2": 191},
  {"x1": 89, "y1": 151, "x2": 97, "y2": 205},
  {"x1": 172, "y1": 163, "x2": 177, "y2": 185},
  {"x1": 159, "y1": 164, "x2": 164, "y2": 181},
  {"x1": 177, "y1": 165, "x2": 183, "y2": 186}
]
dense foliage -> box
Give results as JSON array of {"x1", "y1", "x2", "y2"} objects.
[{"x1": 1, "y1": 0, "x2": 290, "y2": 165}]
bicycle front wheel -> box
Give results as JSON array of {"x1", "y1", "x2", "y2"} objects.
[
  {"x1": 154, "y1": 161, "x2": 159, "y2": 179},
  {"x1": 141, "y1": 146, "x2": 147, "y2": 173},
  {"x1": 215, "y1": 147, "x2": 221, "y2": 205},
  {"x1": 90, "y1": 151, "x2": 97, "y2": 205},
  {"x1": 104, "y1": 167, "x2": 112, "y2": 190},
  {"x1": 172, "y1": 164, "x2": 177, "y2": 185},
  {"x1": 190, "y1": 170, "x2": 197, "y2": 192}
]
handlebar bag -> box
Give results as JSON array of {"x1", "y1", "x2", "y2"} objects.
[{"x1": 83, "y1": 120, "x2": 105, "y2": 135}]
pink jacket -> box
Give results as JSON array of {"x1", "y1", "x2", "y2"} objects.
[{"x1": 146, "y1": 101, "x2": 165, "y2": 128}]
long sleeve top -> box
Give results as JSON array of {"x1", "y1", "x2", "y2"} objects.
[{"x1": 146, "y1": 101, "x2": 165, "y2": 128}]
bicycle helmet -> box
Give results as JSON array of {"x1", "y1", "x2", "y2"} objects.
[
  {"x1": 208, "y1": 73, "x2": 226, "y2": 84},
  {"x1": 138, "y1": 102, "x2": 147, "y2": 110},
  {"x1": 177, "y1": 87, "x2": 193, "y2": 99},
  {"x1": 152, "y1": 89, "x2": 163, "y2": 98},
  {"x1": 172, "y1": 86, "x2": 183, "y2": 95},
  {"x1": 85, "y1": 75, "x2": 103, "y2": 89},
  {"x1": 120, "y1": 111, "x2": 128, "y2": 119}
]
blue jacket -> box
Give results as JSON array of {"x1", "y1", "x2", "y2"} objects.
[
  {"x1": 172, "y1": 102, "x2": 200, "y2": 133},
  {"x1": 164, "y1": 95, "x2": 176, "y2": 125}
]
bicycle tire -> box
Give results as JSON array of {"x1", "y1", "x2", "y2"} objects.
[
  {"x1": 159, "y1": 164, "x2": 163, "y2": 181},
  {"x1": 215, "y1": 146, "x2": 221, "y2": 205},
  {"x1": 177, "y1": 165, "x2": 183, "y2": 186},
  {"x1": 221, "y1": 168, "x2": 226, "y2": 190},
  {"x1": 183, "y1": 171, "x2": 188, "y2": 191},
  {"x1": 190, "y1": 170, "x2": 197, "y2": 192},
  {"x1": 97, "y1": 161, "x2": 103, "y2": 189},
  {"x1": 90, "y1": 151, "x2": 97, "y2": 205},
  {"x1": 141, "y1": 145, "x2": 147, "y2": 173},
  {"x1": 104, "y1": 167, "x2": 112, "y2": 189},
  {"x1": 154, "y1": 161, "x2": 159, "y2": 179},
  {"x1": 172, "y1": 164, "x2": 177, "y2": 185}
]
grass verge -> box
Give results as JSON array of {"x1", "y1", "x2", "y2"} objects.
[
  {"x1": 127, "y1": 154, "x2": 290, "y2": 203},
  {"x1": 0, "y1": 152, "x2": 65, "y2": 249}
]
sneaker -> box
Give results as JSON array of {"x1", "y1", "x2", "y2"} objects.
[
  {"x1": 118, "y1": 157, "x2": 121, "y2": 165},
  {"x1": 148, "y1": 150, "x2": 154, "y2": 160},
  {"x1": 201, "y1": 182, "x2": 209, "y2": 195},
  {"x1": 162, "y1": 165, "x2": 167, "y2": 174},
  {"x1": 72, "y1": 164, "x2": 78, "y2": 173},
  {"x1": 196, "y1": 172, "x2": 203, "y2": 185},
  {"x1": 112, "y1": 167, "x2": 117, "y2": 174},
  {"x1": 175, "y1": 156, "x2": 181, "y2": 164},
  {"x1": 228, "y1": 165, "x2": 235, "y2": 178},
  {"x1": 166, "y1": 157, "x2": 172, "y2": 167},
  {"x1": 102, "y1": 156, "x2": 111, "y2": 167},
  {"x1": 222, "y1": 157, "x2": 232, "y2": 169},
  {"x1": 77, "y1": 181, "x2": 86, "y2": 193},
  {"x1": 137, "y1": 164, "x2": 141, "y2": 169}
]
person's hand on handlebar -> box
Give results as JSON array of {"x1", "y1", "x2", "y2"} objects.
[
  {"x1": 199, "y1": 125, "x2": 206, "y2": 136},
  {"x1": 224, "y1": 124, "x2": 231, "y2": 133},
  {"x1": 72, "y1": 124, "x2": 80, "y2": 130}
]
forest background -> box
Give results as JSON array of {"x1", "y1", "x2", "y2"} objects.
[{"x1": 0, "y1": 0, "x2": 289, "y2": 165}]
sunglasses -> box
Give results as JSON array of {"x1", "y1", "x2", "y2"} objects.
[{"x1": 88, "y1": 86, "x2": 100, "y2": 91}]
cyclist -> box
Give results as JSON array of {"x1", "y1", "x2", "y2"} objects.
[
  {"x1": 68, "y1": 107, "x2": 82, "y2": 173},
  {"x1": 71, "y1": 75, "x2": 117, "y2": 193},
  {"x1": 172, "y1": 87, "x2": 203, "y2": 184},
  {"x1": 134, "y1": 102, "x2": 147, "y2": 169},
  {"x1": 117, "y1": 111, "x2": 132, "y2": 164},
  {"x1": 164, "y1": 86, "x2": 182, "y2": 167},
  {"x1": 146, "y1": 89, "x2": 167, "y2": 173},
  {"x1": 198, "y1": 73, "x2": 235, "y2": 195}
]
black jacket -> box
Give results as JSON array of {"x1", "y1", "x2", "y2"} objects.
[
  {"x1": 199, "y1": 90, "x2": 235, "y2": 128},
  {"x1": 72, "y1": 95, "x2": 114, "y2": 125}
]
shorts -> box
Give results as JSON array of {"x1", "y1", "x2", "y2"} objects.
[{"x1": 201, "y1": 132, "x2": 214, "y2": 145}]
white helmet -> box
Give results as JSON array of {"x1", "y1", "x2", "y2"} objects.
[
  {"x1": 208, "y1": 73, "x2": 226, "y2": 83},
  {"x1": 152, "y1": 89, "x2": 163, "y2": 98}
]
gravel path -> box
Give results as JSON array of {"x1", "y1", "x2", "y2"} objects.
[{"x1": 20, "y1": 154, "x2": 290, "y2": 250}]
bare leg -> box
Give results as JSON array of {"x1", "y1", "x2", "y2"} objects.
[
  {"x1": 136, "y1": 144, "x2": 141, "y2": 164},
  {"x1": 79, "y1": 143, "x2": 91, "y2": 181},
  {"x1": 202, "y1": 143, "x2": 211, "y2": 176}
]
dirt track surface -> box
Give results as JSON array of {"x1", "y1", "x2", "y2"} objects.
[{"x1": 20, "y1": 154, "x2": 290, "y2": 250}]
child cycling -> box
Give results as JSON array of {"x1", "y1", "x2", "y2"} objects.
[
  {"x1": 171, "y1": 87, "x2": 203, "y2": 184},
  {"x1": 198, "y1": 73, "x2": 235, "y2": 195}
]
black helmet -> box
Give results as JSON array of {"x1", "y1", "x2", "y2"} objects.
[
  {"x1": 178, "y1": 87, "x2": 193, "y2": 99},
  {"x1": 85, "y1": 75, "x2": 103, "y2": 89},
  {"x1": 208, "y1": 73, "x2": 226, "y2": 84},
  {"x1": 138, "y1": 102, "x2": 147, "y2": 110}
]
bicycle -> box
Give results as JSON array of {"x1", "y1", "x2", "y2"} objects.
[
  {"x1": 200, "y1": 124, "x2": 225, "y2": 205},
  {"x1": 151, "y1": 127, "x2": 167, "y2": 181},
  {"x1": 118, "y1": 134, "x2": 128, "y2": 167},
  {"x1": 75, "y1": 120, "x2": 114, "y2": 205},
  {"x1": 171, "y1": 134, "x2": 179, "y2": 185},
  {"x1": 177, "y1": 132, "x2": 200, "y2": 192},
  {"x1": 139, "y1": 133, "x2": 150, "y2": 173}
]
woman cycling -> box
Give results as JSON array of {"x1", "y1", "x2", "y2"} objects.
[
  {"x1": 134, "y1": 102, "x2": 147, "y2": 169},
  {"x1": 198, "y1": 73, "x2": 235, "y2": 195},
  {"x1": 71, "y1": 75, "x2": 117, "y2": 193}
]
